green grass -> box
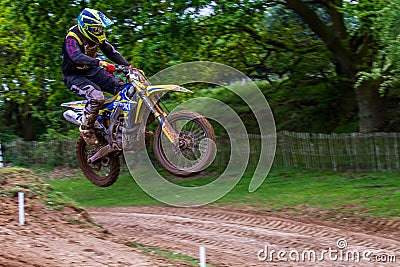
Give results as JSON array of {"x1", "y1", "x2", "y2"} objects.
[
  {"x1": 45, "y1": 167, "x2": 400, "y2": 219},
  {"x1": 219, "y1": 168, "x2": 400, "y2": 218},
  {"x1": 45, "y1": 170, "x2": 160, "y2": 207}
]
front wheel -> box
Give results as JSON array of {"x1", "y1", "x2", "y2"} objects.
[
  {"x1": 153, "y1": 110, "x2": 216, "y2": 177},
  {"x1": 76, "y1": 136, "x2": 120, "y2": 187}
]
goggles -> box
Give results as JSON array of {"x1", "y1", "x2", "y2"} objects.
[{"x1": 87, "y1": 26, "x2": 104, "y2": 35}]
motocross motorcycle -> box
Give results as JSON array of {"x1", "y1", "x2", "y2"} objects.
[{"x1": 61, "y1": 66, "x2": 216, "y2": 187}]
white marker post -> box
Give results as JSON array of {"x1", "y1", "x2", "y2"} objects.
[
  {"x1": 199, "y1": 246, "x2": 206, "y2": 267},
  {"x1": 18, "y1": 192, "x2": 25, "y2": 225},
  {"x1": 0, "y1": 139, "x2": 3, "y2": 168}
]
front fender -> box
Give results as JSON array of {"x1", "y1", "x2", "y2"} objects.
[{"x1": 146, "y1": 85, "x2": 193, "y2": 96}]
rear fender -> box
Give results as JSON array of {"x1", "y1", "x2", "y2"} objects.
[{"x1": 61, "y1": 100, "x2": 86, "y2": 111}]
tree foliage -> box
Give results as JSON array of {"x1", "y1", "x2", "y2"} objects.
[{"x1": 1, "y1": 0, "x2": 400, "y2": 141}]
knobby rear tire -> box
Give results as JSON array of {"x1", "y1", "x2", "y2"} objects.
[{"x1": 76, "y1": 136, "x2": 120, "y2": 187}]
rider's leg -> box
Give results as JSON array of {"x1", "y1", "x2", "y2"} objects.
[
  {"x1": 63, "y1": 70, "x2": 123, "y2": 146},
  {"x1": 79, "y1": 86, "x2": 105, "y2": 146},
  {"x1": 92, "y1": 68, "x2": 125, "y2": 95},
  {"x1": 63, "y1": 74, "x2": 105, "y2": 146},
  {"x1": 80, "y1": 71, "x2": 123, "y2": 146}
]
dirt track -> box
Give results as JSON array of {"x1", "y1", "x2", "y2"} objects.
[
  {"x1": 88, "y1": 206, "x2": 400, "y2": 267},
  {"x1": 0, "y1": 169, "x2": 172, "y2": 267},
  {"x1": 1, "y1": 168, "x2": 399, "y2": 266}
]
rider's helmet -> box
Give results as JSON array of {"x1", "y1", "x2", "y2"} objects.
[{"x1": 77, "y1": 8, "x2": 113, "y2": 44}]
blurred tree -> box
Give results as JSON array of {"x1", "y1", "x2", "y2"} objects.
[
  {"x1": 0, "y1": 0, "x2": 85, "y2": 140},
  {"x1": 1, "y1": 0, "x2": 400, "y2": 140},
  {"x1": 283, "y1": 0, "x2": 390, "y2": 132},
  {"x1": 185, "y1": 1, "x2": 356, "y2": 131},
  {"x1": 91, "y1": 0, "x2": 202, "y2": 74},
  {"x1": 188, "y1": 0, "x2": 398, "y2": 132},
  {"x1": 0, "y1": 4, "x2": 34, "y2": 140}
]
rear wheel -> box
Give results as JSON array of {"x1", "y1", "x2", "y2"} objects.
[
  {"x1": 76, "y1": 136, "x2": 120, "y2": 187},
  {"x1": 153, "y1": 110, "x2": 216, "y2": 176}
]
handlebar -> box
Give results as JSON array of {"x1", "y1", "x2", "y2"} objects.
[
  {"x1": 107, "y1": 64, "x2": 129, "y2": 73},
  {"x1": 103, "y1": 64, "x2": 141, "y2": 74},
  {"x1": 106, "y1": 64, "x2": 149, "y2": 86}
]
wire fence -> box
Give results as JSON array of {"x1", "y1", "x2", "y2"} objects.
[
  {"x1": 3, "y1": 139, "x2": 77, "y2": 168},
  {"x1": 274, "y1": 131, "x2": 400, "y2": 171},
  {"x1": 3, "y1": 131, "x2": 400, "y2": 172}
]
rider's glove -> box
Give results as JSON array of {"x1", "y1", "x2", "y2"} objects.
[{"x1": 100, "y1": 61, "x2": 116, "y2": 73}]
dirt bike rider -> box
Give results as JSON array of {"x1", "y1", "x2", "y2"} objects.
[{"x1": 62, "y1": 8, "x2": 140, "y2": 146}]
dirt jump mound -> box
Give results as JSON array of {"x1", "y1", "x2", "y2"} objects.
[{"x1": 0, "y1": 168, "x2": 169, "y2": 267}]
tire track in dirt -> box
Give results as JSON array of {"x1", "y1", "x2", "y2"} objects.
[{"x1": 88, "y1": 206, "x2": 400, "y2": 267}]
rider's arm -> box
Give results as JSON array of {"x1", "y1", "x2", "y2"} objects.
[
  {"x1": 65, "y1": 36, "x2": 100, "y2": 66},
  {"x1": 100, "y1": 40, "x2": 130, "y2": 66}
]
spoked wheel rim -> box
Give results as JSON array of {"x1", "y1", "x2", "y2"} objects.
[
  {"x1": 154, "y1": 110, "x2": 216, "y2": 176},
  {"x1": 76, "y1": 136, "x2": 120, "y2": 187}
]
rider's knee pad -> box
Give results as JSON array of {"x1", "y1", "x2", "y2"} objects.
[
  {"x1": 83, "y1": 85, "x2": 105, "y2": 114},
  {"x1": 84, "y1": 85, "x2": 104, "y2": 102}
]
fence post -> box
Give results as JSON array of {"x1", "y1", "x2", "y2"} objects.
[
  {"x1": 18, "y1": 192, "x2": 25, "y2": 225},
  {"x1": 0, "y1": 139, "x2": 3, "y2": 168},
  {"x1": 199, "y1": 246, "x2": 206, "y2": 267}
]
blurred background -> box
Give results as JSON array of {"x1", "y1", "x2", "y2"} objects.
[
  {"x1": 1, "y1": 5, "x2": 399, "y2": 261},
  {"x1": 1, "y1": 0, "x2": 400, "y2": 171}
]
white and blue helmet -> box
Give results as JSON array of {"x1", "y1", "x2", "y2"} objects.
[{"x1": 77, "y1": 8, "x2": 113, "y2": 44}]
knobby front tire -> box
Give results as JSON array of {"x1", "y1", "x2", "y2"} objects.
[{"x1": 153, "y1": 110, "x2": 216, "y2": 177}]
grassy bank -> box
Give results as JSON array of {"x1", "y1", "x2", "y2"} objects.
[{"x1": 44, "y1": 167, "x2": 400, "y2": 220}]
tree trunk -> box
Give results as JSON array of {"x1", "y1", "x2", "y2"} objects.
[
  {"x1": 355, "y1": 80, "x2": 383, "y2": 132},
  {"x1": 21, "y1": 115, "x2": 34, "y2": 141},
  {"x1": 18, "y1": 101, "x2": 34, "y2": 141},
  {"x1": 336, "y1": 82, "x2": 358, "y2": 128},
  {"x1": 285, "y1": 0, "x2": 383, "y2": 132}
]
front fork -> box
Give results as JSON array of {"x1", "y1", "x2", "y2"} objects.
[{"x1": 136, "y1": 89, "x2": 178, "y2": 144}]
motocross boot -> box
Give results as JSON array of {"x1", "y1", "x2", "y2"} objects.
[{"x1": 80, "y1": 111, "x2": 99, "y2": 146}]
